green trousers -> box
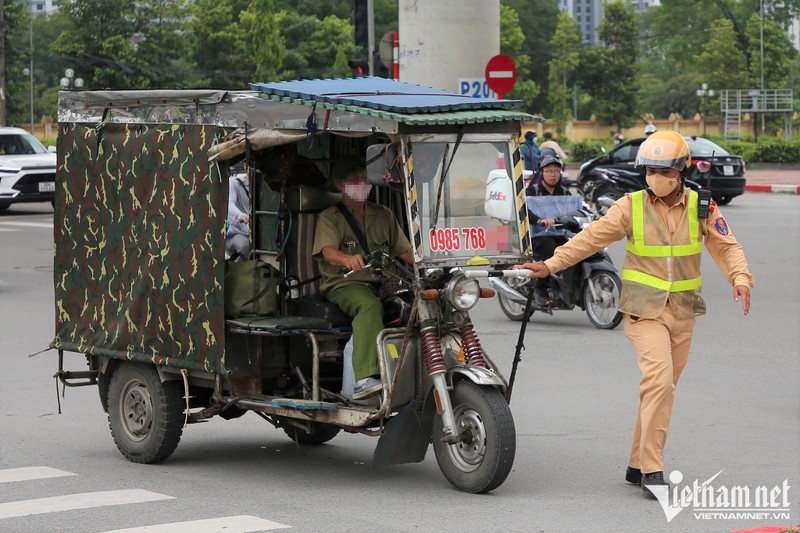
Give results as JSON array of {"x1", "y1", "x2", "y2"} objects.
[{"x1": 326, "y1": 284, "x2": 384, "y2": 381}]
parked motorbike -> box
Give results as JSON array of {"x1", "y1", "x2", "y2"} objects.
[
  {"x1": 581, "y1": 166, "x2": 702, "y2": 207},
  {"x1": 488, "y1": 207, "x2": 623, "y2": 329}
]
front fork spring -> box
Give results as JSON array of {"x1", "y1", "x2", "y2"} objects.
[
  {"x1": 460, "y1": 322, "x2": 487, "y2": 368},
  {"x1": 420, "y1": 321, "x2": 447, "y2": 374}
]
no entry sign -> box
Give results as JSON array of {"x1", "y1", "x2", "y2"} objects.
[{"x1": 484, "y1": 54, "x2": 517, "y2": 98}]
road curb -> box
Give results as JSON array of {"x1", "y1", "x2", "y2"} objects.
[{"x1": 745, "y1": 184, "x2": 800, "y2": 194}]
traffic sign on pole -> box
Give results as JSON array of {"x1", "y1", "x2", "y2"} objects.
[{"x1": 484, "y1": 54, "x2": 517, "y2": 99}]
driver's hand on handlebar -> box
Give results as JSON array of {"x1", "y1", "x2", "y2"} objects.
[
  {"x1": 513, "y1": 262, "x2": 550, "y2": 279},
  {"x1": 342, "y1": 254, "x2": 366, "y2": 272},
  {"x1": 539, "y1": 218, "x2": 556, "y2": 228}
]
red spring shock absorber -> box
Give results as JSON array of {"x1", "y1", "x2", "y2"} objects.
[
  {"x1": 460, "y1": 323, "x2": 487, "y2": 368},
  {"x1": 420, "y1": 321, "x2": 447, "y2": 374}
]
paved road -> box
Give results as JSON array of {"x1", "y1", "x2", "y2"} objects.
[{"x1": 1, "y1": 195, "x2": 798, "y2": 533}]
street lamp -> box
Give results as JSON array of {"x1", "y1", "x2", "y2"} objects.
[
  {"x1": 60, "y1": 68, "x2": 84, "y2": 89},
  {"x1": 696, "y1": 83, "x2": 715, "y2": 136},
  {"x1": 22, "y1": 67, "x2": 33, "y2": 133}
]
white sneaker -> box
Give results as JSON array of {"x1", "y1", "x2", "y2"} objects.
[{"x1": 352, "y1": 377, "x2": 382, "y2": 400}]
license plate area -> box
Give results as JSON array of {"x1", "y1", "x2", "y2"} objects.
[
  {"x1": 38, "y1": 181, "x2": 55, "y2": 192},
  {"x1": 723, "y1": 165, "x2": 734, "y2": 176}
]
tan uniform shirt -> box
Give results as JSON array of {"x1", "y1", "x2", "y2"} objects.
[
  {"x1": 313, "y1": 202, "x2": 412, "y2": 293},
  {"x1": 544, "y1": 191, "x2": 754, "y2": 289},
  {"x1": 538, "y1": 140, "x2": 568, "y2": 160}
]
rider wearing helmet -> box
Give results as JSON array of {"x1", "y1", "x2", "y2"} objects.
[
  {"x1": 644, "y1": 123, "x2": 657, "y2": 136},
  {"x1": 634, "y1": 129, "x2": 691, "y2": 201},
  {"x1": 526, "y1": 155, "x2": 572, "y2": 306},
  {"x1": 517, "y1": 130, "x2": 753, "y2": 497}
]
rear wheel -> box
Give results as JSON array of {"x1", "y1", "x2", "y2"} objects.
[
  {"x1": 497, "y1": 292, "x2": 533, "y2": 321},
  {"x1": 584, "y1": 271, "x2": 623, "y2": 329},
  {"x1": 714, "y1": 195, "x2": 733, "y2": 205},
  {"x1": 593, "y1": 183, "x2": 626, "y2": 205},
  {"x1": 107, "y1": 363, "x2": 184, "y2": 463},
  {"x1": 282, "y1": 422, "x2": 340, "y2": 445},
  {"x1": 433, "y1": 382, "x2": 516, "y2": 493}
]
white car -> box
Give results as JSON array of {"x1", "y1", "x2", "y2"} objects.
[{"x1": 0, "y1": 127, "x2": 57, "y2": 210}]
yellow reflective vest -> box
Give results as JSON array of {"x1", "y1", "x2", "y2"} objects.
[{"x1": 618, "y1": 190, "x2": 706, "y2": 319}]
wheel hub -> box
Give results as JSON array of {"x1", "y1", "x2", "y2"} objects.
[
  {"x1": 120, "y1": 380, "x2": 153, "y2": 441},
  {"x1": 447, "y1": 409, "x2": 486, "y2": 472}
]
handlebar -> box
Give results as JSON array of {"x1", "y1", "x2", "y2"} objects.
[{"x1": 462, "y1": 269, "x2": 533, "y2": 279}]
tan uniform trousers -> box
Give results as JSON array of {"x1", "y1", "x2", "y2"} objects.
[{"x1": 624, "y1": 303, "x2": 696, "y2": 473}]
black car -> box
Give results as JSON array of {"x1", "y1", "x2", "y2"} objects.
[{"x1": 577, "y1": 136, "x2": 746, "y2": 205}]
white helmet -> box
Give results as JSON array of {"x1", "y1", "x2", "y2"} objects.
[{"x1": 644, "y1": 124, "x2": 657, "y2": 136}]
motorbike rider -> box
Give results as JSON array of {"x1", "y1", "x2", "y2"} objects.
[
  {"x1": 313, "y1": 155, "x2": 414, "y2": 400},
  {"x1": 644, "y1": 124, "x2": 657, "y2": 137},
  {"x1": 515, "y1": 130, "x2": 753, "y2": 497},
  {"x1": 526, "y1": 155, "x2": 572, "y2": 306}
]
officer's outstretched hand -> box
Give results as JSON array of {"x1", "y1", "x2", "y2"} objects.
[
  {"x1": 733, "y1": 285, "x2": 750, "y2": 316},
  {"x1": 514, "y1": 262, "x2": 550, "y2": 279}
]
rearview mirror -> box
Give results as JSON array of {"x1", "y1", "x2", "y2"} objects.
[{"x1": 366, "y1": 143, "x2": 402, "y2": 186}]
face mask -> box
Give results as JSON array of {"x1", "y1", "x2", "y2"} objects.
[
  {"x1": 344, "y1": 183, "x2": 372, "y2": 202},
  {"x1": 646, "y1": 174, "x2": 679, "y2": 197}
]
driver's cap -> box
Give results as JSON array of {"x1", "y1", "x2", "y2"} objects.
[{"x1": 635, "y1": 130, "x2": 691, "y2": 171}]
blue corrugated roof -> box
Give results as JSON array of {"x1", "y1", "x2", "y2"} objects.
[{"x1": 249, "y1": 77, "x2": 521, "y2": 114}]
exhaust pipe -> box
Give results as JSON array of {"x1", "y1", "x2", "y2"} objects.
[{"x1": 487, "y1": 277, "x2": 529, "y2": 305}]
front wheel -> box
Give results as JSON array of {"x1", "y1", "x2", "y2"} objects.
[
  {"x1": 107, "y1": 363, "x2": 184, "y2": 463},
  {"x1": 433, "y1": 381, "x2": 516, "y2": 493},
  {"x1": 497, "y1": 292, "x2": 533, "y2": 321},
  {"x1": 584, "y1": 270, "x2": 623, "y2": 329}
]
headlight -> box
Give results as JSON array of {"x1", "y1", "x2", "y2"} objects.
[{"x1": 444, "y1": 275, "x2": 481, "y2": 311}]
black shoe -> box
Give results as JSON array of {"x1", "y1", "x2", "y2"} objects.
[
  {"x1": 625, "y1": 467, "x2": 641, "y2": 485},
  {"x1": 533, "y1": 287, "x2": 552, "y2": 307},
  {"x1": 641, "y1": 471, "x2": 669, "y2": 498}
]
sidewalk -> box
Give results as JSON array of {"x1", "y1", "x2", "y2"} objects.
[{"x1": 744, "y1": 165, "x2": 800, "y2": 194}]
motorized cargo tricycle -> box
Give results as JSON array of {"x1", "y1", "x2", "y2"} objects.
[{"x1": 51, "y1": 78, "x2": 540, "y2": 493}]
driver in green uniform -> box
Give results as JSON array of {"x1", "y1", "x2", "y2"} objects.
[{"x1": 313, "y1": 156, "x2": 414, "y2": 400}]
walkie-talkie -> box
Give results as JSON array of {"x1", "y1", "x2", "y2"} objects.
[{"x1": 697, "y1": 189, "x2": 712, "y2": 218}]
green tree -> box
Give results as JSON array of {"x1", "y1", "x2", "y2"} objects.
[
  {"x1": 745, "y1": 12, "x2": 796, "y2": 89},
  {"x1": 2, "y1": 0, "x2": 30, "y2": 126},
  {"x1": 501, "y1": 3, "x2": 540, "y2": 111},
  {"x1": 581, "y1": 1, "x2": 638, "y2": 128},
  {"x1": 188, "y1": 0, "x2": 251, "y2": 87},
  {"x1": 502, "y1": 0, "x2": 561, "y2": 114},
  {"x1": 547, "y1": 11, "x2": 581, "y2": 134},
  {"x1": 694, "y1": 18, "x2": 749, "y2": 92},
  {"x1": 240, "y1": 0, "x2": 286, "y2": 83}
]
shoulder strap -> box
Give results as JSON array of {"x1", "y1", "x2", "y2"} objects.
[{"x1": 335, "y1": 203, "x2": 369, "y2": 253}]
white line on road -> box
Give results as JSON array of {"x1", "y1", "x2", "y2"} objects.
[
  {"x1": 0, "y1": 221, "x2": 53, "y2": 228},
  {"x1": 0, "y1": 466, "x2": 77, "y2": 483},
  {"x1": 100, "y1": 515, "x2": 291, "y2": 532},
  {"x1": 0, "y1": 489, "x2": 175, "y2": 519}
]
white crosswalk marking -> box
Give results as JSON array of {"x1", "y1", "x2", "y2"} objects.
[
  {"x1": 100, "y1": 515, "x2": 291, "y2": 532},
  {"x1": 0, "y1": 466, "x2": 77, "y2": 483},
  {"x1": 0, "y1": 220, "x2": 53, "y2": 228},
  {"x1": 0, "y1": 489, "x2": 175, "y2": 519}
]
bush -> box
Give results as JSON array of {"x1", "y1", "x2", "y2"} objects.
[
  {"x1": 569, "y1": 140, "x2": 609, "y2": 163},
  {"x1": 717, "y1": 137, "x2": 800, "y2": 164}
]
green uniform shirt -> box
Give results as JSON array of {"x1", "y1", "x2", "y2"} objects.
[{"x1": 313, "y1": 202, "x2": 412, "y2": 293}]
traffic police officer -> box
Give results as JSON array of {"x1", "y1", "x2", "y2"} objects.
[
  {"x1": 313, "y1": 156, "x2": 414, "y2": 400},
  {"x1": 516, "y1": 130, "x2": 753, "y2": 496}
]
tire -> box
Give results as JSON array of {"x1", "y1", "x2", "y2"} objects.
[
  {"x1": 433, "y1": 381, "x2": 516, "y2": 494},
  {"x1": 715, "y1": 195, "x2": 733, "y2": 206},
  {"x1": 107, "y1": 363, "x2": 184, "y2": 464},
  {"x1": 283, "y1": 423, "x2": 340, "y2": 445},
  {"x1": 583, "y1": 271, "x2": 623, "y2": 330},
  {"x1": 497, "y1": 292, "x2": 533, "y2": 321},
  {"x1": 593, "y1": 183, "x2": 626, "y2": 205}
]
